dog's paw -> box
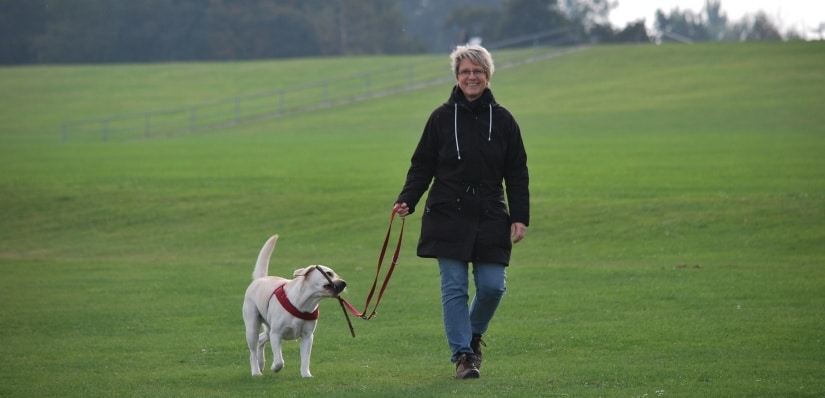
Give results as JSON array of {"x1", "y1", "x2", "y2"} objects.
[
  {"x1": 272, "y1": 362, "x2": 284, "y2": 373},
  {"x1": 301, "y1": 372, "x2": 313, "y2": 378}
]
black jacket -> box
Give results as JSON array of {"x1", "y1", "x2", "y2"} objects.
[{"x1": 396, "y1": 85, "x2": 529, "y2": 265}]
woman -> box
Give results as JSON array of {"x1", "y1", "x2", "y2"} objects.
[{"x1": 394, "y1": 44, "x2": 530, "y2": 379}]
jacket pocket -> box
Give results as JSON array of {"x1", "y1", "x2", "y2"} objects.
[
  {"x1": 421, "y1": 196, "x2": 466, "y2": 242},
  {"x1": 480, "y1": 199, "x2": 512, "y2": 249}
]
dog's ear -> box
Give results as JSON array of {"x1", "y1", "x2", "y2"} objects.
[{"x1": 293, "y1": 266, "x2": 310, "y2": 277}]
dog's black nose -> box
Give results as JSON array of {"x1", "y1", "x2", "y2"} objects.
[{"x1": 333, "y1": 280, "x2": 347, "y2": 294}]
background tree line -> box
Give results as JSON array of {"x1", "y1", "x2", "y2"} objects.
[{"x1": 0, "y1": 0, "x2": 799, "y2": 65}]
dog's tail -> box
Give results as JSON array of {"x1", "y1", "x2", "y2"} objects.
[{"x1": 252, "y1": 234, "x2": 279, "y2": 280}]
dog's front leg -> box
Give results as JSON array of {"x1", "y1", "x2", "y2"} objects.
[
  {"x1": 269, "y1": 331, "x2": 285, "y2": 373},
  {"x1": 299, "y1": 333, "x2": 314, "y2": 378}
]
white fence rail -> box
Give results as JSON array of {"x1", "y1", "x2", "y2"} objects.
[{"x1": 61, "y1": 30, "x2": 579, "y2": 142}]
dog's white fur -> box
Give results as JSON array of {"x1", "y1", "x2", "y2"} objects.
[{"x1": 242, "y1": 234, "x2": 346, "y2": 377}]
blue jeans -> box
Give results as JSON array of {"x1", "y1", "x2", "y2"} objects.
[{"x1": 438, "y1": 257, "x2": 507, "y2": 363}]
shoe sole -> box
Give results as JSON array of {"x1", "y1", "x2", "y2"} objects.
[{"x1": 457, "y1": 370, "x2": 480, "y2": 379}]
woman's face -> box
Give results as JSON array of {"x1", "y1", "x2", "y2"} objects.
[{"x1": 456, "y1": 58, "x2": 488, "y2": 102}]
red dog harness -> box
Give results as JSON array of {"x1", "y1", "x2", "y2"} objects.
[{"x1": 273, "y1": 284, "x2": 319, "y2": 321}]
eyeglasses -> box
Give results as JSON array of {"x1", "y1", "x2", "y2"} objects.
[{"x1": 458, "y1": 68, "x2": 485, "y2": 77}]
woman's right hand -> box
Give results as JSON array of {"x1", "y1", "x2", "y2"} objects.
[{"x1": 394, "y1": 202, "x2": 410, "y2": 217}]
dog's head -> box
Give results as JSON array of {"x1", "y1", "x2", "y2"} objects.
[{"x1": 293, "y1": 265, "x2": 347, "y2": 297}]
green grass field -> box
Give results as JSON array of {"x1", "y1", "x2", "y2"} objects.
[{"x1": 1, "y1": 41, "x2": 823, "y2": 397}]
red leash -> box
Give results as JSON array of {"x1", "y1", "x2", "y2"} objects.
[{"x1": 335, "y1": 205, "x2": 405, "y2": 336}]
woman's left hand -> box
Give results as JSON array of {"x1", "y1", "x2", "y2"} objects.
[{"x1": 511, "y1": 222, "x2": 527, "y2": 243}]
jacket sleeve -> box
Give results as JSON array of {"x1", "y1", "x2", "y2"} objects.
[
  {"x1": 503, "y1": 116, "x2": 530, "y2": 226},
  {"x1": 396, "y1": 112, "x2": 440, "y2": 215}
]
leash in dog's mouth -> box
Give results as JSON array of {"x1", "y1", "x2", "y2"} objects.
[
  {"x1": 313, "y1": 266, "x2": 347, "y2": 295},
  {"x1": 313, "y1": 265, "x2": 357, "y2": 338}
]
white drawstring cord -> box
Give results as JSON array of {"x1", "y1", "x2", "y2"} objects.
[
  {"x1": 454, "y1": 103, "x2": 461, "y2": 160},
  {"x1": 488, "y1": 104, "x2": 492, "y2": 141}
]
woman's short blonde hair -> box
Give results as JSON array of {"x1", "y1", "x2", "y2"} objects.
[{"x1": 450, "y1": 44, "x2": 495, "y2": 81}]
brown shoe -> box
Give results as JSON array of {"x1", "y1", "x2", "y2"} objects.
[
  {"x1": 455, "y1": 353, "x2": 480, "y2": 379},
  {"x1": 470, "y1": 334, "x2": 486, "y2": 369}
]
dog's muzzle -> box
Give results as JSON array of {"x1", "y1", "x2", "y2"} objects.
[
  {"x1": 325, "y1": 280, "x2": 347, "y2": 296},
  {"x1": 313, "y1": 265, "x2": 347, "y2": 297}
]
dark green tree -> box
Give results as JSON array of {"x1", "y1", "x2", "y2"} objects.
[
  {"x1": 443, "y1": 7, "x2": 502, "y2": 45},
  {"x1": 203, "y1": 1, "x2": 320, "y2": 59},
  {"x1": 588, "y1": 20, "x2": 649, "y2": 44},
  {"x1": 498, "y1": 0, "x2": 567, "y2": 39},
  {"x1": 558, "y1": 0, "x2": 614, "y2": 30},
  {"x1": 293, "y1": 0, "x2": 422, "y2": 56},
  {"x1": 614, "y1": 20, "x2": 649, "y2": 42},
  {"x1": 654, "y1": 7, "x2": 712, "y2": 42},
  {"x1": 396, "y1": 0, "x2": 503, "y2": 52},
  {"x1": 0, "y1": 0, "x2": 46, "y2": 64},
  {"x1": 731, "y1": 11, "x2": 782, "y2": 41},
  {"x1": 704, "y1": 0, "x2": 730, "y2": 40}
]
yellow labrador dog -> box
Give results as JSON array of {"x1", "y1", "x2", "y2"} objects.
[{"x1": 242, "y1": 235, "x2": 347, "y2": 377}]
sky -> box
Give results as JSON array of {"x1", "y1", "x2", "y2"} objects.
[{"x1": 609, "y1": 0, "x2": 825, "y2": 38}]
